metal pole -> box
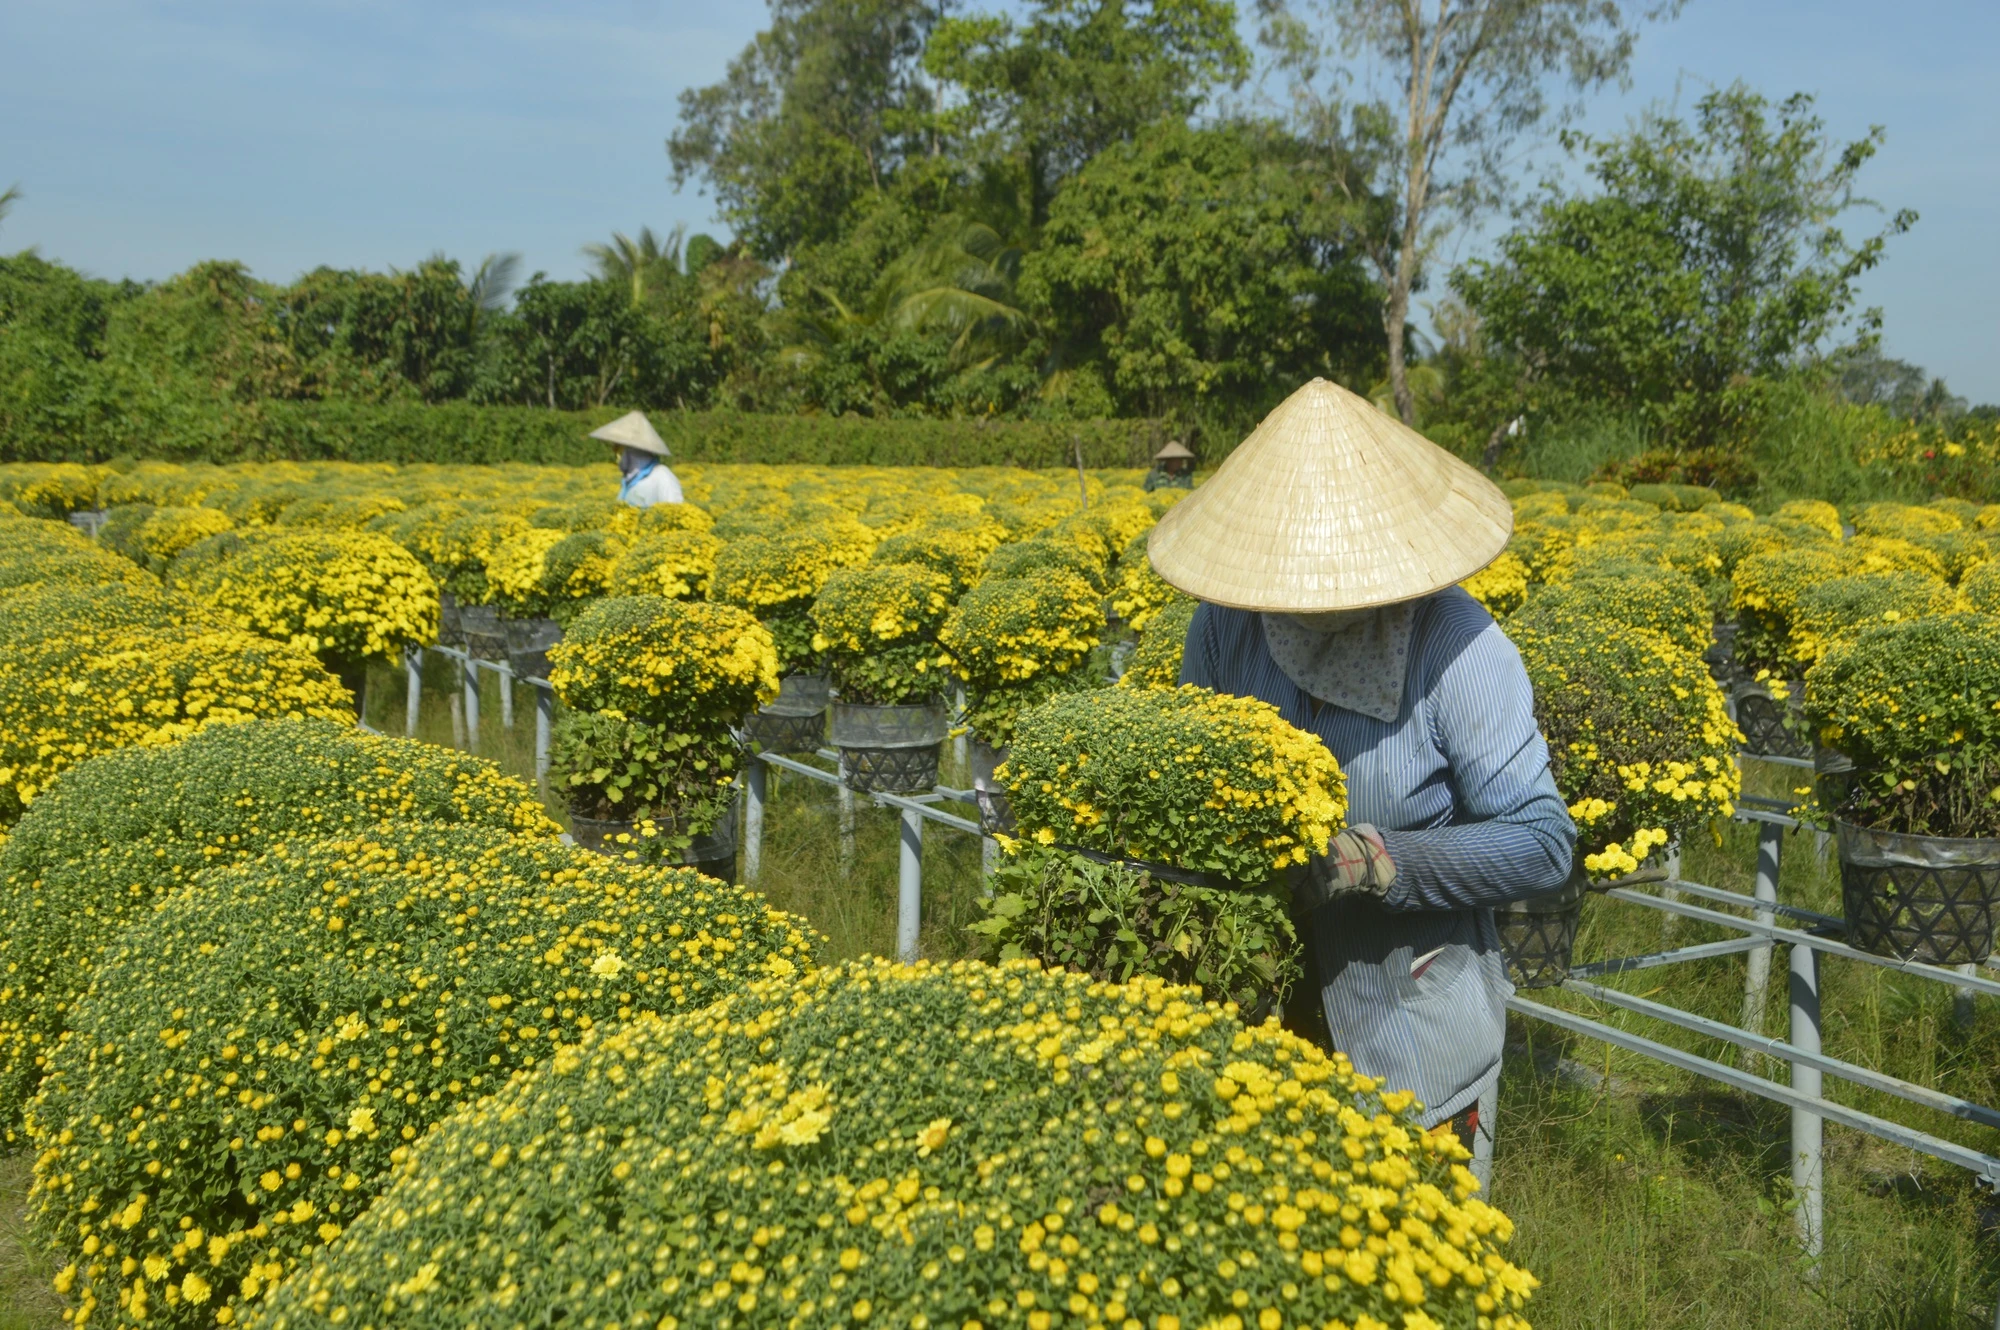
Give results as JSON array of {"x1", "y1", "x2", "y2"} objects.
[
  {"x1": 404, "y1": 649, "x2": 423, "y2": 737},
  {"x1": 534, "y1": 686, "x2": 553, "y2": 782},
  {"x1": 1790, "y1": 940, "x2": 1824, "y2": 1262},
  {"x1": 898, "y1": 806, "x2": 923, "y2": 963},
  {"x1": 498, "y1": 659, "x2": 515, "y2": 730},
  {"x1": 449, "y1": 692, "x2": 466, "y2": 749},
  {"x1": 745, "y1": 760, "x2": 767, "y2": 885},
  {"x1": 1742, "y1": 821, "x2": 1782, "y2": 1060},
  {"x1": 981, "y1": 834, "x2": 999, "y2": 884},
  {"x1": 1955, "y1": 963, "x2": 1978, "y2": 1031},
  {"x1": 462, "y1": 655, "x2": 481, "y2": 749},
  {"x1": 838, "y1": 785, "x2": 856, "y2": 879},
  {"x1": 953, "y1": 685, "x2": 968, "y2": 777},
  {"x1": 1660, "y1": 836, "x2": 1683, "y2": 944}
]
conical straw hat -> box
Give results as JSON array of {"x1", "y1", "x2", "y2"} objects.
[
  {"x1": 1152, "y1": 439, "x2": 1196, "y2": 462},
  {"x1": 588, "y1": 410, "x2": 669, "y2": 456},
  {"x1": 1148, "y1": 378, "x2": 1511, "y2": 613}
]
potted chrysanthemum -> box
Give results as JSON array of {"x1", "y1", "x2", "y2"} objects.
[
  {"x1": 1806, "y1": 613, "x2": 2000, "y2": 964},
  {"x1": 545, "y1": 594, "x2": 778, "y2": 878},
  {"x1": 1505, "y1": 611, "x2": 1741, "y2": 986},
  {"x1": 975, "y1": 683, "x2": 1347, "y2": 1017},
  {"x1": 811, "y1": 562, "x2": 956, "y2": 793},
  {"x1": 713, "y1": 528, "x2": 852, "y2": 755}
]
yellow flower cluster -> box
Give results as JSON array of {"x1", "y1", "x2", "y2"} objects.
[
  {"x1": 26, "y1": 822, "x2": 819, "y2": 1330},
  {"x1": 100, "y1": 505, "x2": 237, "y2": 573},
  {"x1": 1112, "y1": 531, "x2": 1192, "y2": 632},
  {"x1": 482, "y1": 526, "x2": 568, "y2": 618},
  {"x1": 0, "y1": 528, "x2": 353, "y2": 824},
  {"x1": 176, "y1": 528, "x2": 439, "y2": 666},
  {"x1": 251, "y1": 958, "x2": 1538, "y2": 1330},
  {"x1": 811, "y1": 563, "x2": 958, "y2": 706},
  {"x1": 547, "y1": 595, "x2": 780, "y2": 729},
  {"x1": 1007, "y1": 685, "x2": 1347, "y2": 885},
  {"x1": 1509, "y1": 616, "x2": 1738, "y2": 880},
  {"x1": 1458, "y1": 553, "x2": 1529, "y2": 619},
  {"x1": 1121, "y1": 600, "x2": 1200, "y2": 691},
  {"x1": 610, "y1": 529, "x2": 722, "y2": 600},
  {"x1": 943, "y1": 571, "x2": 1108, "y2": 748},
  {"x1": 0, "y1": 718, "x2": 556, "y2": 1139}
]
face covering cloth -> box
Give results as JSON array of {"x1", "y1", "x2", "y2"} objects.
[{"x1": 1257, "y1": 601, "x2": 1415, "y2": 723}]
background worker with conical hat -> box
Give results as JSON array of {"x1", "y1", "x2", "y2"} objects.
[
  {"x1": 1149, "y1": 377, "x2": 1576, "y2": 1189},
  {"x1": 591, "y1": 411, "x2": 684, "y2": 508},
  {"x1": 1143, "y1": 439, "x2": 1196, "y2": 492}
]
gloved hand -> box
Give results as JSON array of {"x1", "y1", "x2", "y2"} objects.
[{"x1": 1299, "y1": 824, "x2": 1397, "y2": 909}]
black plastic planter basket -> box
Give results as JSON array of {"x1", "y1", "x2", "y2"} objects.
[
  {"x1": 503, "y1": 616, "x2": 563, "y2": 682},
  {"x1": 1731, "y1": 680, "x2": 1810, "y2": 760},
  {"x1": 569, "y1": 811, "x2": 739, "y2": 884},
  {"x1": 436, "y1": 590, "x2": 464, "y2": 647},
  {"x1": 1495, "y1": 872, "x2": 1588, "y2": 989},
  {"x1": 459, "y1": 604, "x2": 506, "y2": 661},
  {"x1": 1836, "y1": 820, "x2": 2000, "y2": 965},
  {"x1": 831, "y1": 700, "x2": 948, "y2": 795},
  {"x1": 744, "y1": 674, "x2": 831, "y2": 756}
]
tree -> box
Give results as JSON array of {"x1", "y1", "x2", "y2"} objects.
[
  {"x1": 1258, "y1": 0, "x2": 1679, "y2": 424},
  {"x1": 1453, "y1": 87, "x2": 1917, "y2": 451},
  {"x1": 668, "y1": 0, "x2": 948, "y2": 260},
  {"x1": 0, "y1": 185, "x2": 18, "y2": 233},
  {"x1": 475, "y1": 277, "x2": 710, "y2": 412},
  {"x1": 927, "y1": 0, "x2": 1248, "y2": 224},
  {"x1": 1022, "y1": 119, "x2": 1382, "y2": 433},
  {"x1": 583, "y1": 226, "x2": 687, "y2": 307}
]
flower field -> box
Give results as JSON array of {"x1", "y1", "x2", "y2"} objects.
[{"x1": 1, "y1": 455, "x2": 1998, "y2": 1328}]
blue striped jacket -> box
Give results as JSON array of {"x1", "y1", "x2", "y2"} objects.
[{"x1": 1180, "y1": 588, "x2": 1576, "y2": 1124}]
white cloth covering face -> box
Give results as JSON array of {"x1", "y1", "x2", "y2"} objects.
[{"x1": 1257, "y1": 602, "x2": 1415, "y2": 723}]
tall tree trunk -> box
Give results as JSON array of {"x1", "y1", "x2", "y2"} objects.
[{"x1": 1384, "y1": 274, "x2": 1414, "y2": 425}]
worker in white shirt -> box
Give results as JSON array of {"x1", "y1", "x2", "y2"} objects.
[{"x1": 590, "y1": 411, "x2": 684, "y2": 507}]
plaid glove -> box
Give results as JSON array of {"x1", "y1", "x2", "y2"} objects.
[{"x1": 1300, "y1": 824, "x2": 1397, "y2": 909}]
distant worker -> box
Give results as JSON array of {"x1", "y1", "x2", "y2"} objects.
[
  {"x1": 591, "y1": 411, "x2": 683, "y2": 507},
  {"x1": 1143, "y1": 439, "x2": 1196, "y2": 492}
]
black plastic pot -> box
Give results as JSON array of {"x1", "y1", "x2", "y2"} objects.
[
  {"x1": 1836, "y1": 820, "x2": 2000, "y2": 965},
  {"x1": 459, "y1": 603, "x2": 506, "y2": 661},
  {"x1": 1730, "y1": 678, "x2": 1810, "y2": 760},
  {"x1": 830, "y1": 700, "x2": 949, "y2": 795},
  {"x1": 1495, "y1": 871, "x2": 1589, "y2": 990},
  {"x1": 569, "y1": 809, "x2": 739, "y2": 883},
  {"x1": 743, "y1": 673, "x2": 831, "y2": 755},
  {"x1": 969, "y1": 737, "x2": 1016, "y2": 835},
  {"x1": 436, "y1": 590, "x2": 464, "y2": 647},
  {"x1": 503, "y1": 616, "x2": 563, "y2": 682}
]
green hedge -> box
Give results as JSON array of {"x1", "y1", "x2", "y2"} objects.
[{"x1": 8, "y1": 399, "x2": 1171, "y2": 469}]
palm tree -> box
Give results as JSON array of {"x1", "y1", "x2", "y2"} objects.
[
  {"x1": 0, "y1": 184, "x2": 20, "y2": 233},
  {"x1": 583, "y1": 226, "x2": 686, "y2": 306}
]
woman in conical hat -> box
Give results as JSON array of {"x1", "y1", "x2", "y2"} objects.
[
  {"x1": 1148, "y1": 377, "x2": 1576, "y2": 1190},
  {"x1": 591, "y1": 411, "x2": 684, "y2": 508}
]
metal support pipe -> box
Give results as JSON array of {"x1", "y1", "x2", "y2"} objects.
[
  {"x1": 1790, "y1": 941, "x2": 1824, "y2": 1262},
  {"x1": 838, "y1": 785, "x2": 856, "y2": 879},
  {"x1": 1568, "y1": 936, "x2": 1767, "y2": 978},
  {"x1": 898, "y1": 806, "x2": 923, "y2": 963},
  {"x1": 462, "y1": 654, "x2": 481, "y2": 749},
  {"x1": 1510, "y1": 996, "x2": 2000, "y2": 1184},
  {"x1": 405, "y1": 649, "x2": 423, "y2": 737},
  {"x1": 534, "y1": 685, "x2": 553, "y2": 782},
  {"x1": 1742, "y1": 821, "x2": 1782, "y2": 1059},
  {"x1": 1604, "y1": 887, "x2": 2000, "y2": 997},
  {"x1": 982, "y1": 835, "x2": 999, "y2": 885},
  {"x1": 1955, "y1": 963, "x2": 1978, "y2": 1030},
  {"x1": 744, "y1": 760, "x2": 767, "y2": 886},
  {"x1": 498, "y1": 660, "x2": 515, "y2": 730}
]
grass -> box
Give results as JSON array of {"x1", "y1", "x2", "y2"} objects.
[{"x1": 1, "y1": 669, "x2": 1994, "y2": 1328}]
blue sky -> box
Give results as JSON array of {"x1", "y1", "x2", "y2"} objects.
[{"x1": 4, "y1": 0, "x2": 1995, "y2": 400}]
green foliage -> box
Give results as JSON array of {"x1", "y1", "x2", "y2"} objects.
[
  {"x1": 970, "y1": 846, "x2": 1299, "y2": 1013},
  {"x1": 1520, "y1": 562, "x2": 1712, "y2": 655},
  {"x1": 0, "y1": 719, "x2": 554, "y2": 1138},
  {"x1": 546, "y1": 709, "x2": 740, "y2": 836},
  {"x1": 26, "y1": 823, "x2": 816, "y2": 1330},
  {"x1": 1457, "y1": 87, "x2": 1916, "y2": 452}
]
